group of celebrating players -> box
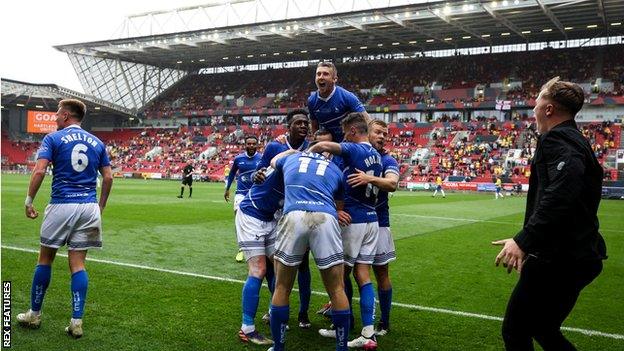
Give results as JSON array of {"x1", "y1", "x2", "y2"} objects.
[
  {"x1": 16, "y1": 61, "x2": 608, "y2": 351},
  {"x1": 226, "y1": 62, "x2": 398, "y2": 351}
]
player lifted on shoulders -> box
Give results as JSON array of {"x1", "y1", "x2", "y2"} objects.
[
  {"x1": 310, "y1": 113, "x2": 383, "y2": 349},
  {"x1": 346, "y1": 120, "x2": 399, "y2": 336},
  {"x1": 17, "y1": 99, "x2": 113, "y2": 339},
  {"x1": 308, "y1": 62, "x2": 370, "y2": 142}
]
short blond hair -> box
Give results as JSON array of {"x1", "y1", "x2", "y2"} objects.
[
  {"x1": 59, "y1": 99, "x2": 87, "y2": 121},
  {"x1": 540, "y1": 77, "x2": 585, "y2": 116},
  {"x1": 317, "y1": 61, "x2": 337, "y2": 78},
  {"x1": 369, "y1": 119, "x2": 388, "y2": 129},
  {"x1": 341, "y1": 112, "x2": 368, "y2": 135}
]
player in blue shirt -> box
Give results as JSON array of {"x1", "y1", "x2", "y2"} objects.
[
  {"x1": 17, "y1": 99, "x2": 113, "y2": 338},
  {"x1": 346, "y1": 120, "x2": 399, "y2": 336},
  {"x1": 269, "y1": 150, "x2": 351, "y2": 351},
  {"x1": 309, "y1": 112, "x2": 383, "y2": 349},
  {"x1": 225, "y1": 135, "x2": 262, "y2": 212},
  {"x1": 253, "y1": 110, "x2": 313, "y2": 329},
  {"x1": 312, "y1": 130, "x2": 347, "y2": 318},
  {"x1": 256, "y1": 110, "x2": 310, "y2": 172},
  {"x1": 308, "y1": 61, "x2": 369, "y2": 142},
  {"x1": 236, "y1": 165, "x2": 285, "y2": 346},
  {"x1": 225, "y1": 135, "x2": 261, "y2": 262}
]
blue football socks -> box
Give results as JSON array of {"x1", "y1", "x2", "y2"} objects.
[
  {"x1": 30, "y1": 264, "x2": 51, "y2": 312},
  {"x1": 331, "y1": 309, "x2": 350, "y2": 351},
  {"x1": 270, "y1": 304, "x2": 289, "y2": 351},
  {"x1": 242, "y1": 276, "x2": 262, "y2": 328},
  {"x1": 359, "y1": 283, "x2": 375, "y2": 328},
  {"x1": 378, "y1": 287, "x2": 393, "y2": 328},
  {"x1": 70, "y1": 270, "x2": 89, "y2": 318}
]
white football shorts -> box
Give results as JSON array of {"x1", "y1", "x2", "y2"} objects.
[
  {"x1": 274, "y1": 211, "x2": 343, "y2": 270},
  {"x1": 235, "y1": 209, "x2": 277, "y2": 260},
  {"x1": 373, "y1": 226, "x2": 396, "y2": 266},
  {"x1": 40, "y1": 203, "x2": 102, "y2": 251},
  {"x1": 342, "y1": 221, "x2": 379, "y2": 267},
  {"x1": 233, "y1": 194, "x2": 245, "y2": 212}
]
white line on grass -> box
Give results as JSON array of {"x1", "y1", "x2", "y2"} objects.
[
  {"x1": 394, "y1": 214, "x2": 624, "y2": 233},
  {"x1": 3, "y1": 245, "x2": 623, "y2": 340},
  {"x1": 394, "y1": 213, "x2": 516, "y2": 225}
]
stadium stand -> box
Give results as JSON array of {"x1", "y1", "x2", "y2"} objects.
[
  {"x1": 1, "y1": 112, "x2": 621, "y2": 183},
  {"x1": 141, "y1": 46, "x2": 624, "y2": 119},
  {"x1": 5, "y1": 119, "x2": 617, "y2": 184}
]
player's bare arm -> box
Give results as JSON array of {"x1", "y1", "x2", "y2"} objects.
[
  {"x1": 98, "y1": 166, "x2": 113, "y2": 213},
  {"x1": 269, "y1": 149, "x2": 299, "y2": 168},
  {"x1": 335, "y1": 200, "x2": 351, "y2": 227},
  {"x1": 347, "y1": 169, "x2": 398, "y2": 192},
  {"x1": 25, "y1": 158, "x2": 49, "y2": 219},
  {"x1": 307, "y1": 141, "x2": 341, "y2": 156}
]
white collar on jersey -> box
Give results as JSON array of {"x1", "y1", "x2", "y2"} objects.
[
  {"x1": 64, "y1": 124, "x2": 82, "y2": 129},
  {"x1": 286, "y1": 138, "x2": 306, "y2": 151},
  {"x1": 245, "y1": 151, "x2": 258, "y2": 158},
  {"x1": 317, "y1": 85, "x2": 337, "y2": 102}
]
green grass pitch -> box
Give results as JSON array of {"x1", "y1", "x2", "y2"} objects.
[{"x1": 2, "y1": 174, "x2": 623, "y2": 350}]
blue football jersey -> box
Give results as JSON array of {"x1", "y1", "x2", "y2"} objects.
[
  {"x1": 276, "y1": 152, "x2": 344, "y2": 218},
  {"x1": 36, "y1": 125, "x2": 110, "y2": 204},
  {"x1": 308, "y1": 85, "x2": 365, "y2": 142},
  {"x1": 340, "y1": 142, "x2": 383, "y2": 223},
  {"x1": 239, "y1": 167, "x2": 284, "y2": 222},
  {"x1": 257, "y1": 139, "x2": 309, "y2": 170},
  {"x1": 327, "y1": 154, "x2": 344, "y2": 170},
  {"x1": 376, "y1": 153, "x2": 400, "y2": 228},
  {"x1": 226, "y1": 152, "x2": 262, "y2": 195}
]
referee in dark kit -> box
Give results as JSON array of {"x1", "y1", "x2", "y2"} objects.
[{"x1": 492, "y1": 77, "x2": 607, "y2": 351}]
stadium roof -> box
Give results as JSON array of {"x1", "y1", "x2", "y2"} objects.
[
  {"x1": 0, "y1": 78, "x2": 135, "y2": 117},
  {"x1": 54, "y1": 0, "x2": 624, "y2": 111}
]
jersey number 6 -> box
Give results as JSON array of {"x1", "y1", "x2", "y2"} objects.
[{"x1": 71, "y1": 143, "x2": 89, "y2": 172}]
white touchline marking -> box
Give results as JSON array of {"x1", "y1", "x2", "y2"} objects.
[
  {"x1": 394, "y1": 213, "x2": 516, "y2": 225},
  {"x1": 3, "y1": 245, "x2": 623, "y2": 340},
  {"x1": 393, "y1": 214, "x2": 624, "y2": 233}
]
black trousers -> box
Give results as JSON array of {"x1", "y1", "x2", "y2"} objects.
[{"x1": 502, "y1": 255, "x2": 603, "y2": 351}]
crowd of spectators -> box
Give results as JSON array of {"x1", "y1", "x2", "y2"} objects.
[
  {"x1": 142, "y1": 46, "x2": 623, "y2": 118},
  {"x1": 1, "y1": 120, "x2": 620, "y2": 182},
  {"x1": 581, "y1": 121, "x2": 618, "y2": 160}
]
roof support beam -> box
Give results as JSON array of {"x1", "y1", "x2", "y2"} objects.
[
  {"x1": 535, "y1": 0, "x2": 567, "y2": 38},
  {"x1": 300, "y1": 23, "x2": 376, "y2": 51},
  {"x1": 429, "y1": 8, "x2": 491, "y2": 44},
  {"x1": 596, "y1": 0, "x2": 607, "y2": 30},
  {"x1": 385, "y1": 13, "x2": 451, "y2": 48},
  {"x1": 479, "y1": 1, "x2": 527, "y2": 40},
  {"x1": 340, "y1": 17, "x2": 407, "y2": 49},
  {"x1": 236, "y1": 32, "x2": 261, "y2": 42}
]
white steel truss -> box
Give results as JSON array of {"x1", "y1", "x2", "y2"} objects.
[
  {"x1": 67, "y1": 53, "x2": 187, "y2": 111},
  {"x1": 114, "y1": 0, "x2": 445, "y2": 38}
]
